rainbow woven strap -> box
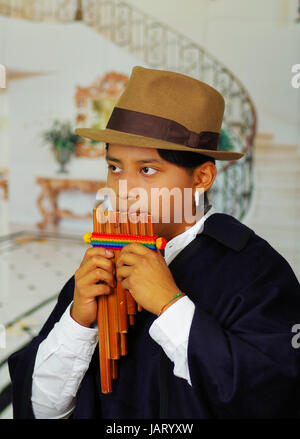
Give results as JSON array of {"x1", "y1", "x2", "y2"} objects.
[{"x1": 83, "y1": 232, "x2": 167, "y2": 251}]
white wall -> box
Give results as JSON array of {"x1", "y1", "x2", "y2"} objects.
[
  {"x1": 126, "y1": 0, "x2": 300, "y2": 146},
  {"x1": 0, "y1": 15, "x2": 9, "y2": 170},
  {"x1": 0, "y1": 0, "x2": 299, "y2": 230},
  {"x1": 0, "y1": 15, "x2": 145, "y2": 230},
  {"x1": 0, "y1": 89, "x2": 9, "y2": 169}
]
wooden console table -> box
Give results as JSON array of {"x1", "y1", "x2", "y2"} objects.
[{"x1": 36, "y1": 177, "x2": 106, "y2": 229}]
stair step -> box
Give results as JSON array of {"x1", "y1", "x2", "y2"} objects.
[
  {"x1": 255, "y1": 141, "x2": 298, "y2": 151},
  {"x1": 254, "y1": 156, "x2": 300, "y2": 166},
  {"x1": 254, "y1": 149, "x2": 300, "y2": 159},
  {"x1": 255, "y1": 133, "x2": 274, "y2": 142}
]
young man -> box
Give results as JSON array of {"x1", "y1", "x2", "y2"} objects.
[{"x1": 8, "y1": 66, "x2": 300, "y2": 419}]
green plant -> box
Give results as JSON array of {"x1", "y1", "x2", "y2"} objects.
[
  {"x1": 218, "y1": 124, "x2": 242, "y2": 152},
  {"x1": 42, "y1": 120, "x2": 83, "y2": 173},
  {"x1": 43, "y1": 120, "x2": 82, "y2": 152}
]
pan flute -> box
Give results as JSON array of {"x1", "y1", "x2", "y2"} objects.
[{"x1": 83, "y1": 208, "x2": 167, "y2": 394}]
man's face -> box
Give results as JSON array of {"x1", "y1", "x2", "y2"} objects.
[{"x1": 105, "y1": 144, "x2": 195, "y2": 228}]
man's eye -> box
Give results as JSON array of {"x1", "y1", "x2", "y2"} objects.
[
  {"x1": 108, "y1": 164, "x2": 121, "y2": 173},
  {"x1": 108, "y1": 164, "x2": 157, "y2": 176},
  {"x1": 141, "y1": 167, "x2": 157, "y2": 176}
]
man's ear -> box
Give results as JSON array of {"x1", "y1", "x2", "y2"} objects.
[{"x1": 193, "y1": 161, "x2": 216, "y2": 193}]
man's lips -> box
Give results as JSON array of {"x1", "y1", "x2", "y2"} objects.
[{"x1": 117, "y1": 198, "x2": 148, "y2": 214}]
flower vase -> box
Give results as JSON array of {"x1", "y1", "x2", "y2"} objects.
[{"x1": 54, "y1": 148, "x2": 72, "y2": 174}]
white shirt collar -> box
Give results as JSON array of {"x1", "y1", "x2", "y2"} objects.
[{"x1": 164, "y1": 205, "x2": 218, "y2": 266}]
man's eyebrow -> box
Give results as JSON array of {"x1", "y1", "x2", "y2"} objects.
[{"x1": 105, "y1": 154, "x2": 164, "y2": 164}]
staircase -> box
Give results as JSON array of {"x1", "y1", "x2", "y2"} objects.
[
  {"x1": 244, "y1": 133, "x2": 300, "y2": 281},
  {"x1": 0, "y1": 0, "x2": 257, "y2": 221}
]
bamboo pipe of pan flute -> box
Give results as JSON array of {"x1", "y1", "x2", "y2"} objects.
[
  {"x1": 95, "y1": 209, "x2": 112, "y2": 393},
  {"x1": 94, "y1": 208, "x2": 157, "y2": 393},
  {"x1": 105, "y1": 211, "x2": 120, "y2": 365},
  {"x1": 136, "y1": 211, "x2": 153, "y2": 313},
  {"x1": 113, "y1": 211, "x2": 128, "y2": 357},
  {"x1": 122, "y1": 212, "x2": 137, "y2": 326}
]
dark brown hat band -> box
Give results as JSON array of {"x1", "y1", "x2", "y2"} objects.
[{"x1": 106, "y1": 107, "x2": 219, "y2": 151}]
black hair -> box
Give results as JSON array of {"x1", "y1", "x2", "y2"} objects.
[{"x1": 105, "y1": 143, "x2": 214, "y2": 210}]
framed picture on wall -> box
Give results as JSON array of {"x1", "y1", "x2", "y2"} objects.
[{"x1": 75, "y1": 71, "x2": 129, "y2": 158}]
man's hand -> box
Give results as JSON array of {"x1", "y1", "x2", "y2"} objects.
[
  {"x1": 116, "y1": 243, "x2": 181, "y2": 316},
  {"x1": 71, "y1": 247, "x2": 116, "y2": 327}
]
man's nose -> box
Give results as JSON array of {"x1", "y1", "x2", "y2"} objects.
[{"x1": 118, "y1": 186, "x2": 141, "y2": 201}]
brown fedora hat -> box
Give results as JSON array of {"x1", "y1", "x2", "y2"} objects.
[{"x1": 75, "y1": 66, "x2": 245, "y2": 161}]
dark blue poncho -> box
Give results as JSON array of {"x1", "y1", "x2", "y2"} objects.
[{"x1": 8, "y1": 213, "x2": 300, "y2": 418}]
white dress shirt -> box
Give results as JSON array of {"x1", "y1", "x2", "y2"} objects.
[{"x1": 31, "y1": 205, "x2": 217, "y2": 419}]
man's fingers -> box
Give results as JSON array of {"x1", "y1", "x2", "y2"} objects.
[
  {"x1": 80, "y1": 246, "x2": 114, "y2": 267},
  {"x1": 89, "y1": 283, "x2": 113, "y2": 297},
  {"x1": 76, "y1": 282, "x2": 112, "y2": 299},
  {"x1": 118, "y1": 242, "x2": 153, "y2": 266},
  {"x1": 79, "y1": 267, "x2": 116, "y2": 288},
  {"x1": 116, "y1": 265, "x2": 132, "y2": 282},
  {"x1": 78, "y1": 254, "x2": 115, "y2": 280},
  {"x1": 121, "y1": 243, "x2": 150, "y2": 257},
  {"x1": 117, "y1": 251, "x2": 140, "y2": 268}
]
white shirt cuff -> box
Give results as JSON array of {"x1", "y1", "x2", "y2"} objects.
[
  {"x1": 56, "y1": 302, "x2": 98, "y2": 358},
  {"x1": 31, "y1": 302, "x2": 99, "y2": 417},
  {"x1": 148, "y1": 295, "x2": 195, "y2": 385}
]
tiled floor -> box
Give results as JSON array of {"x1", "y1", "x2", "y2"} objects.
[
  {"x1": 0, "y1": 227, "x2": 87, "y2": 419},
  {"x1": 0, "y1": 137, "x2": 299, "y2": 418}
]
